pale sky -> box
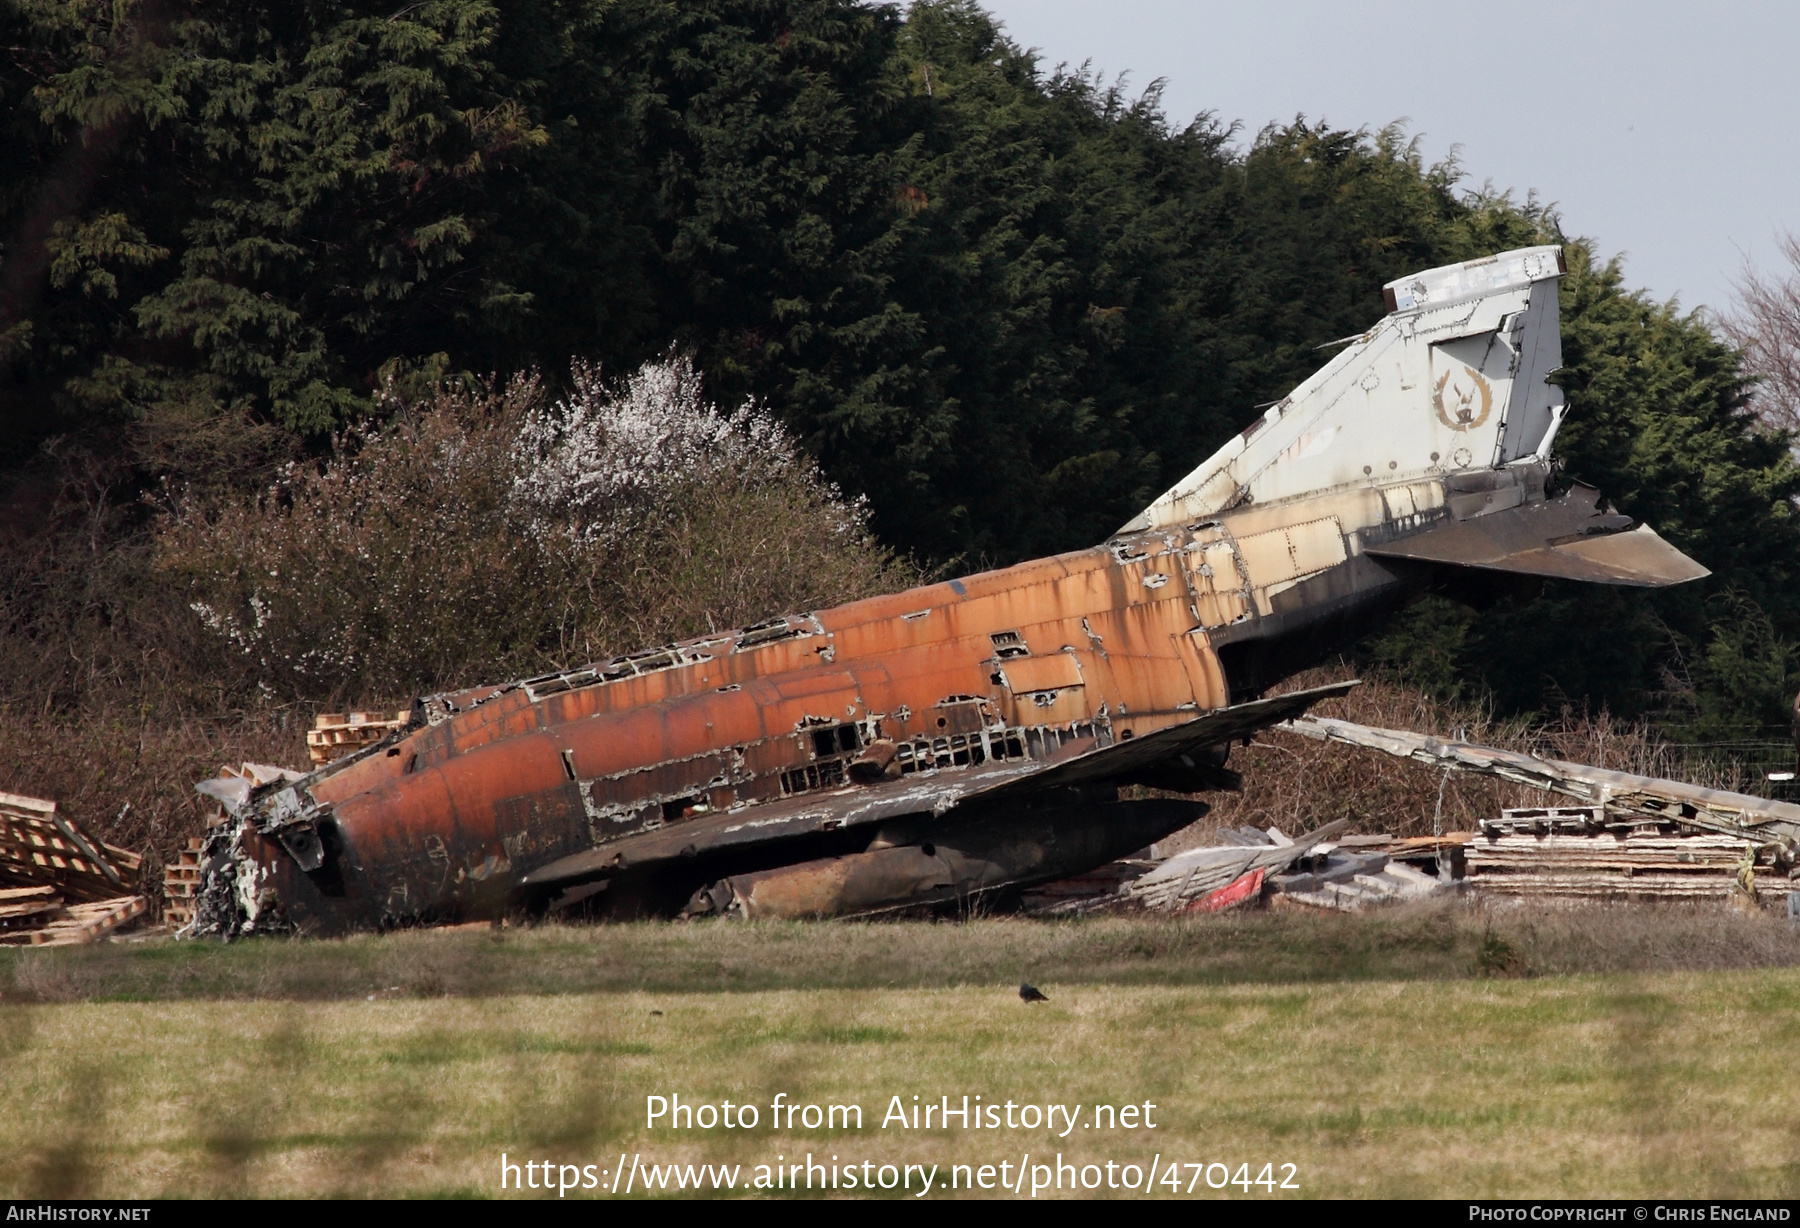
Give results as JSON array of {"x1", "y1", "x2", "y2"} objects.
[{"x1": 979, "y1": 0, "x2": 1800, "y2": 318}]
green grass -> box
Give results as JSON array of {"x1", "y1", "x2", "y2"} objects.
[
  {"x1": 3, "y1": 904, "x2": 1799, "y2": 1198},
  {"x1": 6, "y1": 900, "x2": 1799, "y2": 1003}
]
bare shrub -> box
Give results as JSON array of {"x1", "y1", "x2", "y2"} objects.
[
  {"x1": 0, "y1": 708, "x2": 299, "y2": 879},
  {"x1": 155, "y1": 355, "x2": 908, "y2": 703},
  {"x1": 6, "y1": 953, "x2": 84, "y2": 1004},
  {"x1": 157, "y1": 374, "x2": 550, "y2": 699}
]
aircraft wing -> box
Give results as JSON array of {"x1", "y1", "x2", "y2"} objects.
[{"x1": 518, "y1": 680, "x2": 1358, "y2": 892}]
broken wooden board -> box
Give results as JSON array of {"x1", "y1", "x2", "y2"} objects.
[
  {"x1": 0, "y1": 895, "x2": 146, "y2": 946},
  {"x1": 0, "y1": 885, "x2": 62, "y2": 932},
  {"x1": 1469, "y1": 873, "x2": 1787, "y2": 900}
]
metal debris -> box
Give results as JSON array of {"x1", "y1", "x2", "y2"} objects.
[
  {"x1": 1018, "y1": 858, "x2": 1159, "y2": 913},
  {"x1": 1285, "y1": 716, "x2": 1800, "y2": 854},
  {"x1": 1274, "y1": 856, "x2": 1447, "y2": 911},
  {"x1": 682, "y1": 798, "x2": 1206, "y2": 920},
  {"x1": 1128, "y1": 820, "x2": 1348, "y2": 911},
  {"x1": 193, "y1": 761, "x2": 308, "y2": 825},
  {"x1": 1284, "y1": 717, "x2": 1800, "y2": 903}
]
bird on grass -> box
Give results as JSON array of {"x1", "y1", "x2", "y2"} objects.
[{"x1": 1019, "y1": 982, "x2": 1049, "y2": 1003}]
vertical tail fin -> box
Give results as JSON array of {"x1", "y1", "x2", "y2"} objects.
[{"x1": 1123, "y1": 245, "x2": 1569, "y2": 533}]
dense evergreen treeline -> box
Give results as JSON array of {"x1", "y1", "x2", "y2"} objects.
[{"x1": 1, "y1": 0, "x2": 1795, "y2": 732}]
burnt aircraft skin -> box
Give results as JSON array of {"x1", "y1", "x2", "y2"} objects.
[
  {"x1": 195, "y1": 244, "x2": 1709, "y2": 934},
  {"x1": 218, "y1": 533, "x2": 1283, "y2": 932}
]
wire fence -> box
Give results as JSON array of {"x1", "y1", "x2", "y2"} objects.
[{"x1": 1646, "y1": 741, "x2": 1800, "y2": 802}]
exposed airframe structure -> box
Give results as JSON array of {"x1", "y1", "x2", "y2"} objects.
[{"x1": 192, "y1": 245, "x2": 1710, "y2": 935}]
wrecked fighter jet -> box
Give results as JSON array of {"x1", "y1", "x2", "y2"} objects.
[{"x1": 192, "y1": 244, "x2": 1708, "y2": 935}]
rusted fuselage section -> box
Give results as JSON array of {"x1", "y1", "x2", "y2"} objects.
[
  {"x1": 202, "y1": 528, "x2": 1254, "y2": 933},
  {"x1": 194, "y1": 244, "x2": 1711, "y2": 934}
]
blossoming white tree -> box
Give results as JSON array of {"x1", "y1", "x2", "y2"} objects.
[{"x1": 160, "y1": 355, "x2": 900, "y2": 700}]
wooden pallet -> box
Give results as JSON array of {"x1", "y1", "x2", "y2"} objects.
[
  {"x1": 306, "y1": 710, "x2": 409, "y2": 765},
  {"x1": 0, "y1": 885, "x2": 63, "y2": 933},
  {"x1": 1470, "y1": 873, "x2": 1786, "y2": 900},
  {"x1": 0, "y1": 791, "x2": 141, "y2": 900},
  {"x1": 0, "y1": 894, "x2": 145, "y2": 946},
  {"x1": 162, "y1": 836, "x2": 204, "y2": 928}
]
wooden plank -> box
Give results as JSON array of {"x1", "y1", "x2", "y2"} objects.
[
  {"x1": 0, "y1": 895, "x2": 146, "y2": 946},
  {"x1": 0, "y1": 895, "x2": 61, "y2": 920},
  {"x1": 0, "y1": 791, "x2": 57, "y2": 817},
  {"x1": 1470, "y1": 873, "x2": 1780, "y2": 899}
]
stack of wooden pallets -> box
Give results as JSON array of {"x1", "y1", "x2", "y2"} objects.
[
  {"x1": 0, "y1": 885, "x2": 63, "y2": 936},
  {"x1": 162, "y1": 837, "x2": 205, "y2": 929},
  {"x1": 1465, "y1": 806, "x2": 1789, "y2": 901},
  {"x1": 0, "y1": 791, "x2": 146, "y2": 943},
  {"x1": 307, "y1": 710, "x2": 409, "y2": 766},
  {"x1": 0, "y1": 790, "x2": 140, "y2": 901}
]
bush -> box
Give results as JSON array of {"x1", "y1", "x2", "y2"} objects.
[{"x1": 156, "y1": 355, "x2": 908, "y2": 704}]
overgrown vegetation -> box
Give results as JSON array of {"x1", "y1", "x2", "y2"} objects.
[
  {"x1": 0, "y1": 354, "x2": 903, "y2": 857},
  {"x1": 159, "y1": 354, "x2": 902, "y2": 702}
]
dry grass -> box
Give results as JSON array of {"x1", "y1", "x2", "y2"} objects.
[{"x1": 3, "y1": 967, "x2": 1799, "y2": 1198}]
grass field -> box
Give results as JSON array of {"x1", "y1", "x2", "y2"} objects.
[{"x1": 4, "y1": 903, "x2": 1799, "y2": 1199}]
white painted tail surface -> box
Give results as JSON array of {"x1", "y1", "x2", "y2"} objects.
[{"x1": 1123, "y1": 246, "x2": 1568, "y2": 533}]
